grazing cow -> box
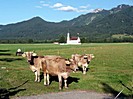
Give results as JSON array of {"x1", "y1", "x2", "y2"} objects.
[
  {"x1": 16, "y1": 49, "x2": 23, "y2": 56},
  {"x1": 71, "y1": 54, "x2": 94, "y2": 74},
  {"x1": 41, "y1": 56, "x2": 78, "y2": 90}
]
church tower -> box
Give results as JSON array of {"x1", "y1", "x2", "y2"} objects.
[{"x1": 67, "y1": 32, "x2": 70, "y2": 44}]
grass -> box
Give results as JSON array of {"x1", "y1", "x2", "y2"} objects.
[{"x1": 0, "y1": 43, "x2": 133, "y2": 98}]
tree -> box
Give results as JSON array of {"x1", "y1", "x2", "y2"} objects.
[
  {"x1": 28, "y1": 39, "x2": 33, "y2": 43},
  {"x1": 58, "y1": 35, "x2": 66, "y2": 43}
]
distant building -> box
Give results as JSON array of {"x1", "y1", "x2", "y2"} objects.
[{"x1": 66, "y1": 32, "x2": 81, "y2": 45}]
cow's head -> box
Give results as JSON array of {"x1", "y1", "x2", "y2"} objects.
[
  {"x1": 84, "y1": 54, "x2": 94, "y2": 64},
  {"x1": 65, "y1": 59, "x2": 78, "y2": 72},
  {"x1": 22, "y1": 51, "x2": 37, "y2": 63}
]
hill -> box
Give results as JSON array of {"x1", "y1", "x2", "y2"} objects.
[{"x1": 0, "y1": 4, "x2": 133, "y2": 43}]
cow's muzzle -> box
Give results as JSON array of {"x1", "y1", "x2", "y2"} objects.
[
  {"x1": 87, "y1": 61, "x2": 90, "y2": 64},
  {"x1": 28, "y1": 60, "x2": 32, "y2": 63}
]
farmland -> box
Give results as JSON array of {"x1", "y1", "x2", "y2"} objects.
[{"x1": 0, "y1": 43, "x2": 133, "y2": 98}]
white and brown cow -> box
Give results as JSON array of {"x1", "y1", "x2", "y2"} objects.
[
  {"x1": 41, "y1": 56, "x2": 78, "y2": 90},
  {"x1": 22, "y1": 52, "x2": 78, "y2": 90},
  {"x1": 22, "y1": 51, "x2": 43, "y2": 82},
  {"x1": 71, "y1": 54, "x2": 94, "y2": 74},
  {"x1": 22, "y1": 52, "x2": 63, "y2": 82}
]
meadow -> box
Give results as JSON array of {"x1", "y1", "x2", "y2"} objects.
[{"x1": 0, "y1": 43, "x2": 133, "y2": 98}]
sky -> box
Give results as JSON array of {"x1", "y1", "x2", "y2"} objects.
[{"x1": 0, "y1": 0, "x2": 133, "y2": 25}]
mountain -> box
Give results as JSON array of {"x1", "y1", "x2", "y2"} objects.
[{"x1": 0, "y1": 4, "x2": 133, "y2": 43}]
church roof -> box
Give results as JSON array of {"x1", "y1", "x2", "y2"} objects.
[{"x1": 70, "y1": 37, "x2": 78, "y2": 40}]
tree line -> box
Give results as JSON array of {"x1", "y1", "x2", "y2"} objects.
[{"x1": 0, "y1": 35, "x2": 133, "y2": 44}]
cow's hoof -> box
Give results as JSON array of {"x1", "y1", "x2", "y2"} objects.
[
  {"x1": 65, "y1": 87, "x2": 68, "y2": 89},
  {"x1": 59, "y1": 88, "x2": 62, "y2": 90},
  {"x1": 44, "y1": 84, "x2": 49, "y2": 86}
]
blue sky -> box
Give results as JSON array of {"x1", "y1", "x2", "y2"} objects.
[{"x1": 0, "y1": 0, "x2": 133, "y2": 25}]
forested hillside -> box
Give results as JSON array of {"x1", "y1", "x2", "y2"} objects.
[{"x1": 0, "y1": 4, "x2": 133, "y2": 43}]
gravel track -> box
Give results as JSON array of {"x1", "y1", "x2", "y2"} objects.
[{"x1": 14, "y1": 91, "x2": 113, "y2": 99}]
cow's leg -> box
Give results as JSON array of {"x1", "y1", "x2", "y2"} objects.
[
  {"x1": 83, "y1": 67, "x2": 86, "y2": 74},
  {"x1": 82, "y1": 65, "x2": 86, "y2": 74},
  {"x1": 82, "y1": 64, "x2": 88, "y2": 74},
  {"x1": 58, "y1": 75, "x2": 62, "y2": 90},
  {"x1": 30, "y1": 66, "x2": 38, "y2": 81},
  {"x1": 61, "y1": 72, "x2": 69, "y2": 89},
  {"x1": 44, "y1": 73, "x2": 47, "y2": 85},
  {"x1": 37, "y1": 69, "x2": 40, "y2": 82},
  {"x1": 64, "y1": 79, "x2": 68, "y2": 89},
  {"x1": 46, "y1": 73, "x2": 50, "y2": 85},
  {"x1": 34, "y1": 71, "x2": 38, "y2": 82}
]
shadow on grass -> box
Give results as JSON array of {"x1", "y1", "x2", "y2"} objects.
[
  {"x1": 0, "y1": 53, "x2": 11, "y2": 56},
  {"x1": 0, "y1": 58, "x2": 23, "y2": 62},
  {"x1": 40, "y1": 73, "x2": 80, "y2": 85},
  {"x1": 78, "y1": 66, "x2": 89, "y2": 73},
  {"x1": 0, "y1": 80, "x2": 28, "y2": 99},
  {"x1": 0, "y1": 50, "x2": 10, "y2": 52},
  {"x1": 41, "y1": 75, "x2": 80, "y2": 89},
  {"x1": 0, "y1": 50, "x2": 11, "y2": 56},
  {"x1": 101, "y1": 82, "x2": 133, "y2": 99},
  {"x1": 49, "y1": 76, "x2": 80, "y2": 85}
]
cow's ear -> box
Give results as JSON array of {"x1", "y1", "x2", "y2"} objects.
[
  {"x1": 32, "y1": 53, "x2": 37, "y2": 56},
  {"x1": 22, "y1": 52, "x2": 26, "y2": 57},
  {"x1": 69, "y1": 58, "x2": 74, "y2": 62},
  {"x1": 65, "y1": 59, "x2": 70, "y2": 65},
  {"x1": 90, "y1": 54, "x2": 95, "y2": 58}
]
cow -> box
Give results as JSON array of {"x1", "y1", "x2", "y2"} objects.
[
  {"x1": 22, "y1": 52, "x2": 78, "y2": 90},
  {"x1": 71, "y1": 54, "x2": 94, "y2": 74},
  {"x1": 22, "y1": 51, "x2": 43, "y2": 82},
  {"x1": 16, "y1": 48, "x2": 23, "y2": 56},
  {"x1": 41, "y1": 56, "x2": 78, "y2": 90},
  {"x1": 22, "y1": 52, "x2": 63, "y2": 82}
]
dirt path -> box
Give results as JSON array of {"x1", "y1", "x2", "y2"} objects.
[{"x1": 14, "y1": 91, "x2": 113, "y2": 99}]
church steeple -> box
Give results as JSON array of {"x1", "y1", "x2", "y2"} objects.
[{"x1": 67, "y1": 32, "x2": 70, "y2": 44}]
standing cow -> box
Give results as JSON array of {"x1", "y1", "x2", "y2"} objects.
[
  {"x1": 22, "y1": 52, "x2": 78, "y2": 90},
  {"x1": 41, "y1": 56, "x2": 78, "y2": 90},
  {"x1": 22, "y1": 51, "x2": 43, "y2": 82},
  {"x1": 71, "y1": 54, "x2": 94, "y2": 74}
]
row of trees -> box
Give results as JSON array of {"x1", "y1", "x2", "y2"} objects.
[{"x1": 0, "y1": 36, "x2": 133, "y2": 43}]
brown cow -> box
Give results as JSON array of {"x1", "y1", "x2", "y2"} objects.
[
  {"x1": 71, "y1": 54, "x2": 94, "y2": 74},
  {"x1": 41, "y1": 56, "x2": 78, "y2": 90},
  {"x1": 22, "y1": 52, "x2": 63, "y2": 82},
  {"x1": 22, "y1": 52, "x2": 78, "y2": 90},
  {"x1": 22, "y1": 51, "x2": 43, "y2": 82}
]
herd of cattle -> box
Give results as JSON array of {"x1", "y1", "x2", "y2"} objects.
[{"x1": 21, "y1": 51, "x2": 94, "y2": 90}]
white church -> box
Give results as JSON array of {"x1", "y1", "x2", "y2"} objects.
[{"x1": 66, "y1": 32, "x2": 81, "y2": 45}]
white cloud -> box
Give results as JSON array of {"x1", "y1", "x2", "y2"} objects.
[
  {"x1": 36, "y1": 1, "x2": 92, "y2": 13},
  {"x1": 57, "y1": 6, "x2": 78, "y2": 12},
  {"x1": 52, "y1": 3, "x2": 63, "y2": 8}
]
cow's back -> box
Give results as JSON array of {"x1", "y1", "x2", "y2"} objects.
[{"x1": 42, "y1": 56, "x2": 67, "y2": 76}]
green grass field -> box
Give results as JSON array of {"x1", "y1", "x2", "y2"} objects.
[{"x1": 0, "y1": 43, "x2": 133, "y2": 98}]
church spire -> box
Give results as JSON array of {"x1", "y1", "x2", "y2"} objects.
[{"x1": 67, "y1": 32, "x2": 70, "y2": 43}]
